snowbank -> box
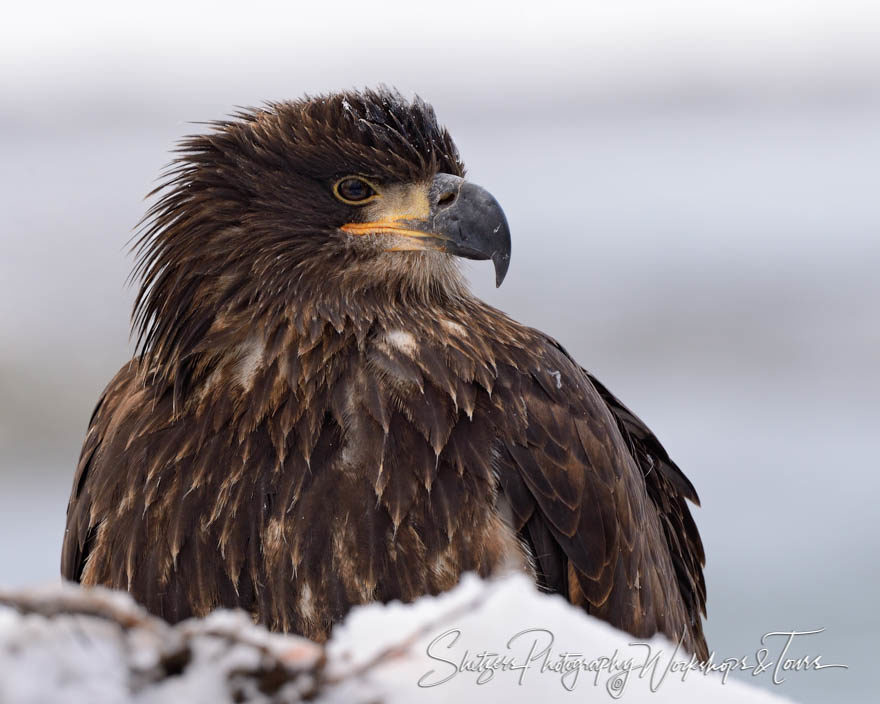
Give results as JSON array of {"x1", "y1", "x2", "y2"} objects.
[{"x1": 0, "y1": 574, "x2": 793, "y2": 703}]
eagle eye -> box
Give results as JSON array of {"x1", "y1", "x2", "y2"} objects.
[{"x1": 334, "y1": 177, "x2": 378, "y2": 204}]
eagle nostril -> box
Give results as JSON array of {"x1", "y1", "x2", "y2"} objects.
[{"x1": 437, "y1": 190, "x2": 457, "y2": 208}]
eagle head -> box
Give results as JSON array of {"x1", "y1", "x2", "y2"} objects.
[{"x1": 132, "y1": 88, "x2": 511, "y2": 377}]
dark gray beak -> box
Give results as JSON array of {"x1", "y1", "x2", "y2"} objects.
[{"x1": 427, "y1": 173, "x2": 512, "y2": 287}]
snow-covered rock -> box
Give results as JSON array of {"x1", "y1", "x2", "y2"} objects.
[
  {"x1": 0, "y1": 575, "x2": 794, "y2": 703},
  {"x1": 0, "y1": 583, "x2": 322, "y2": 703}
]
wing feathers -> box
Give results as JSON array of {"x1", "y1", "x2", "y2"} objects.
[{"x1": 494, "y1": 332, "x2": 707, "y2": 657}]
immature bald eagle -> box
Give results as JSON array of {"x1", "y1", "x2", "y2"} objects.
[{"x1": 61, "y1": 89, "x2": 707, "y2": 657}]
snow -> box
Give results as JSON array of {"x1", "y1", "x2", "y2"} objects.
[
  {"x1": 0, "y1": 583, "x2": 321, "y2": 704},
  {"x1": 325, "y1": 574, "x2": 795, "y2": 703},
  {"x1": 0, "y1": 575, "x2": 795, "y2": 703}
]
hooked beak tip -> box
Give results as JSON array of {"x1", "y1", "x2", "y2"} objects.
[{"x1": 492, "y1": 251, "x2": 510, "y2": 287}]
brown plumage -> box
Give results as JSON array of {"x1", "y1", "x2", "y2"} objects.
[{"x1": 61, "y1": 88, "x2": 708, "y2": 657}]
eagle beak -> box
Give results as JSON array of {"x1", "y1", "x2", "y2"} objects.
[
  {"x1": 425, "y1": 174, "x2": 512, "y2": 287},
  {"x1": 341, "y1": 173, "x2": 512, "y2": 287}
]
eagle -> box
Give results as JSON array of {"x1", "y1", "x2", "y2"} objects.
[{"x1": 61, "y1": 88, "x2": 708, "y2": 658}]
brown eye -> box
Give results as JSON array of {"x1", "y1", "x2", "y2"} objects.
[{"x1": 334, "y1": 177, "x2": 377, "y2": 204}]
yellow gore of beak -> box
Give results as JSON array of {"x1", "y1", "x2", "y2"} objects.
[{"x1": 340, "y1": 182, "x2": 444, "y2": 251}]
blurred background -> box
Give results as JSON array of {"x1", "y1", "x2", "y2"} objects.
[{"x1": 1, "y1": 1, "x2": 877, "y2": 701}]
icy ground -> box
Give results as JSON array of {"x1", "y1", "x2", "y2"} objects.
[{"x1": 0, "y1": 574, "x2": 793, "y2": 703}]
